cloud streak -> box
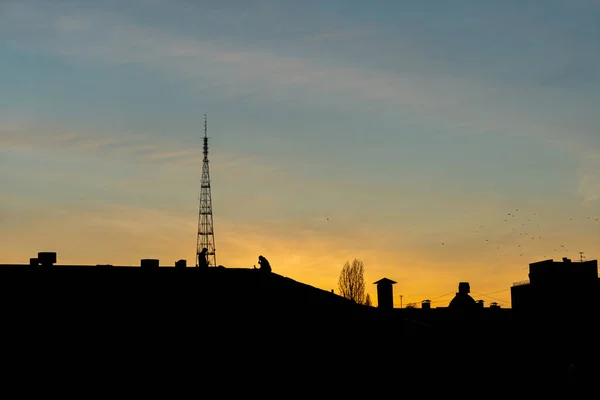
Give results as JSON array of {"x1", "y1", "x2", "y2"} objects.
[
  {"x1": 4, "y1": 0, "x2": 597, "y2": 149},
  {"x1": 0, "y1": 118, "x2": 261, "y2": 171}
]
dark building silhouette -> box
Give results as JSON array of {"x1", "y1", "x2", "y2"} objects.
[
  {"x1": 373, "y1": 277, "x2": 396, "y2": 309},
  {"x1": 448, "y1": 282, "x2": 477, "y2": 310},
  {"x1": 510, "y1": 257, "x2": 600, "y2": 387},
  {"x1": 511, "y1": 257, "x2": 599, "y2": 318},
  {"x1": 388, "y1": 280, "x2": 513, "y2": 331}
]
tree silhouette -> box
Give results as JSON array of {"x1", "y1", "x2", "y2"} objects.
[
  {"x1": 337, "y1": 259, "x2": 365, "y2": 304},
  {"x1": 364, "y1": 293, "x2": 372, "y2": 307}
]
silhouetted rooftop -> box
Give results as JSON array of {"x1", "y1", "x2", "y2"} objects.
[
  {"x1": 448, "y1": 293, "x2": 477, "y2": 308},
  {"x1": 373, "y1": 277, "x2": 397, "y2": 285},
  {"x1": 1, "y1": 256, "x2": 595, "y2": 392},
  {"x1": 0, "y1": 261, "x2": 433, "y2": 338}
]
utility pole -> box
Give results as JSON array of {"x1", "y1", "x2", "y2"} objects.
[
  {"x1": 196, "y1": 114, "x2": 217, "y2": 267},
  {"x1": 579, "y1": 251, "x2": 585, "y2": 262},
  {"x1": 400, "y1": 294, "x2": 403, "y2": 309}
]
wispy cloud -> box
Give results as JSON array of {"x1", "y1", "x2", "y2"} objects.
[
  {"x1": 0, "y1": 118, "x2": 260, "y2": 171},
  {"x1": 4, "y1": 0, "x2": 594, "y2": 147}
]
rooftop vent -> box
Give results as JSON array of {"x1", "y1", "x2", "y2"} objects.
[
  {"x1": 458, "y1": 282, "x2": 470, "y2": 294},
  {"x1": 37, "y1": 252, "x2": 56, "y2": 267}
]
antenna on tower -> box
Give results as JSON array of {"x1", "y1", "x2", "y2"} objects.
[
  {"x1": 579, "y1": 251, "x2": 585, "y2": 262},
  {"x1": 196, "y1": 114, "x2": 217, "y2": 267}
]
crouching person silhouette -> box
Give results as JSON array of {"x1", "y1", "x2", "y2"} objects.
[{"x1": 258, "y1": 255, "x2": 272, "y2": 273}]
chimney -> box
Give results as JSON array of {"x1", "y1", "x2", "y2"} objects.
[
  {"x1": 476, "y1": 300, "x2": 484, "y2": 309},
  {"x1": 422, "y1": 299, "x2": 431, "y2": 309},
  {"x1": 37, "y1": 252, "x2": 56, "y2": 267},
  {"x1": 373, "y1": 278, "x2": 397, "y2": 310},
  {"x1": 140, "y1": 259, "x2": 159, "y2": 268},
  {"x1": 458, "y1": 282, "x2": 470, "y2": 295}
]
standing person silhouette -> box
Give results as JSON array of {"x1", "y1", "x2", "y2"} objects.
[
  {"x1": 258, "y1": 255, "x2": 271, "y2": 273},
  {"x1": 198, "y1": 248, "x2": 209, "y2": 268}
]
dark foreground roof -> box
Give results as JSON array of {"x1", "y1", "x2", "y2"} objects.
[
  {"x1": 0, "y1": 263, "x2": 594, "y2": 394},
  {"x1": 0, "y1": 264, "x2": 427, "y2": 335}
]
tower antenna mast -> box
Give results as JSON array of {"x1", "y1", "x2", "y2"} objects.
[{"x1": 196, "y1": 114, "x2": 217, "y2": 267}]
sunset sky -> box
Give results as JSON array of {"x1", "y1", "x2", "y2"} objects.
[{"x1": 1, "y1": 0, "x2": 599, "y2": 307}]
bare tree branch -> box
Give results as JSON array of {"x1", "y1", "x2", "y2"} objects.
[{"x1": 337, "y1": 259, "x2": 366, "y2": 304}]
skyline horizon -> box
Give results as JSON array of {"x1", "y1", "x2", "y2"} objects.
[
  {"x1": 2, "y1": 1, "x2": 599, "y2": 308},
  {"x1": 4, "y1": 238, "x2": 596, "y2": 309}
]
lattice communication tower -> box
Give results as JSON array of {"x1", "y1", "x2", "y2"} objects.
[{"x1": 196, "y1": 114, "x2": 217, "y2": 267}]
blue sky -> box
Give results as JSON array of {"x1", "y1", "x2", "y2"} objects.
[{"x1": 1, "y1": 0, "x2": 599, "y2": 306}]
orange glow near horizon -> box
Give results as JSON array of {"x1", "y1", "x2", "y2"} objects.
[{"x1": 3, "y1": 201, "x2": 597, "y2": 309}]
